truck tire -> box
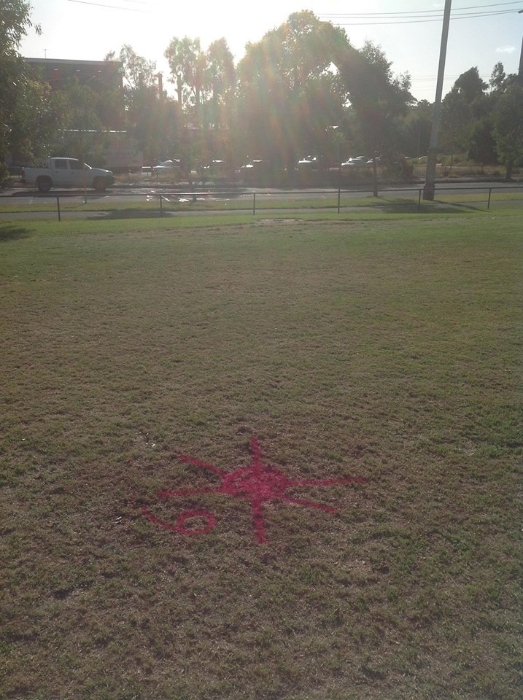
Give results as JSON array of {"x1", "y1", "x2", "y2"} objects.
[
  {"x1": 93, "y1": 177, "x2": 107, "y2": 192},
  {"x1": 36, "y1": 176, "x2": 52, "y2": 193}
]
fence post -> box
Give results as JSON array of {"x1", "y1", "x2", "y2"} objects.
[
  {"x1": 337, "y1": 187, "x2": 341, "y2": 214},
  {"x1": 487, "y1": 187, "x2": 492, "y2": 210},
  {"x1": 56, "y1": 195, "x2": 61, "y2": 222},
  {"x1": 253, "y1": 192, "x2": 256, "y2": 215},
  {"x1": 159, "y1": 194, "x2": 163, "y2": 216},
  {"x1": 418, "y1": 189, "x2": 422, "y2": 213}
]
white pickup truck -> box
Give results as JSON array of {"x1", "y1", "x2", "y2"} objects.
[{"x1": 22, "y1": 157, "x2": 115, "y2": 193}]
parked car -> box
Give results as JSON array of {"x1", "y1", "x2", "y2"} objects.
[
  {"x1": 152, "y1": 159, "x2": 182, "y2": 174},
  {"x1": 239, "y1": 160, "x2": 265, "y2": 177},
  {"x1": 341, "y1": 156, "x2": 368, "y2": 168},
  {"x1": 239, "y1": 159, "x2": 264, "y2": 173},
  {"x1": 203, "y1": 160, "x2": 226, "y2": 169},
  {"x1": 239, "y1": 160, "x2": 273, "y2": 185},
  {"x1": 297, "y1": 156, "x2": 320, "y2": 170},
  {"x1": 201, "y1": 160, "x2": 231, "y2": 182}
]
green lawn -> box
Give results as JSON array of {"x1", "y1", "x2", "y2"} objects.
[{"x1": 1, "y1": 210, "x2": 521, "y2": 699}]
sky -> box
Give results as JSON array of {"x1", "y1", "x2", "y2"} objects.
[{"x1": 20, "y1": 0, "x2": 523, "y2": 101}]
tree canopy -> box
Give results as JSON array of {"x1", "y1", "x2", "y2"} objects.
[
  {"x1": 2, "y1": 9, "x2": 523, "y2": 182},
  {"x1": 0, "y1": 0, "x2": 42, "y2": 176}
]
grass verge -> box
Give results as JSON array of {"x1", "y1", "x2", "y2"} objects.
[{"x1": 1, "y1": 189, "x2": 521, "y2": 218}]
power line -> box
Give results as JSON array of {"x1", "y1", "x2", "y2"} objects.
[
  {"x1": 65, "y1": 0, "x2": 523, "y2": 17},
  {"x1": 67, "y1": 0, "x2": 522, "y2": 21},
  {"x1": 321, "y1": 10, "x2": 520, "y2": 26},
  {"x1": 322, "y1": 2, "x2": 523, "y2": 17},
  {"x1": 67, "y1": 0, "x2": 149, "y2": 11}
]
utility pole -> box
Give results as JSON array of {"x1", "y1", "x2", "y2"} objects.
[
  {"x1": 423, "y1": 0, "x2": 452, "y2": 201},
  {"x1": 519, "y1": 11, "x2": 523, "y2": 83}
]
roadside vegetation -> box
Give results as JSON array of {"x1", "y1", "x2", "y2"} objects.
[{"x1": 1, "y1": 209, "x2": 521, "y2": 699}]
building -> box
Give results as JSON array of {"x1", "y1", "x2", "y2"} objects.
[{"x1": 25, "y1": 57, "x2": 122, "y2": 91}]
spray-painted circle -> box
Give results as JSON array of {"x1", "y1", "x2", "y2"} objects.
[
  {"x1": 141, "y1": 507, "x2": 216, "y2": 535},
  {"x1": 175, "y1": 509, "x2": 216, "y2": 535}
]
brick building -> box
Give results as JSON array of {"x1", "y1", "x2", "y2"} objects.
[{"x1": 25, "y1": 57, "x2": 122, "y2": 91}]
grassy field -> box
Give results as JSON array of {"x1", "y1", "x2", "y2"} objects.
[{"x1": 1, "y1": 210, "x2": 521, "y2": 700}]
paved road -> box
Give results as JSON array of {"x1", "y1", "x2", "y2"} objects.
[{"x1": 2, "y1": 181, "x2": 523, "y2": 201}]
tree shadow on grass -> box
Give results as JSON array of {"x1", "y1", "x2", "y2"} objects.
[
  {"x1": 0, "y1": 224, "x2": 32, "y2": 242},
  {"x1": 377, "y1": 196, "x2": 484, "y2": 214},
  {"x1": 87, "y1": 209, "x2": 173, "y2": 220},
  {"x1": 444, "y1": 201, "x2": 486, "y2": 212}
]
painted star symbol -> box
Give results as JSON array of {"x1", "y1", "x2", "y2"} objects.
[{"x1": 143, "y1": 437, "x2": 367, "y2": 544}]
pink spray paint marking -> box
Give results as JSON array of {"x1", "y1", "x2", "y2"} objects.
[{"x1": 142, "y1": 438, "x2": 367, "y2": 544}]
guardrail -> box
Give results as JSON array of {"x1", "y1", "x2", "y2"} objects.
[{"x1": 1, "y1": 185, "x2": 522, "y2": 221}]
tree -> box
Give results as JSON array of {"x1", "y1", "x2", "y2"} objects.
[
  {"x1": 107, "y1": 45, "x2": 179, "y2": 165},
  {"x1": 106, "y1": 45, "x2": 158, "y2": 121},
  {"x1": 107, "y1": 44, "x2": 157, "y2": 94},
  {"x1": 489, "y1": 62, "x2": 506, "y2": 92},
  {"x1": 0, "y1": 0, "x2": 41, "y2": 179},
  {"x1": 234, "y1": 12, "x2": 413, "y2": 187},
  {"x1": 47, "y1": 78, "x2": 108, "y2": 164},
  {"x1": 164, "y1": 36, "x2": 202, "y2": 111},
  {"x1": 468, "y1": 117, "x2": 498, "y2": 167},
  {"x1": 0, "y1": 0, "x2": 36, "y2": 47},
  {"x1": 400, "y1": 99, "x2": 433, "y2": 157},
  {"x1": 493, "y1": 83, "x2": 523, "y2": 179},
  {"x1": 440, "y1": 89, "x2": 472, "y2": 167},
  {"x1": 454, "y1": 67, "x2": 487, "y2": 104},
  {"x1": 438, "y1": 68, "x2": 490, "y2": 169},
  {"x1": 7, "y1": 77, "x2": 61, "y2": 163},
  {"x1": 165, "y1": 36, "x2": 236, "y2": 168},
  {"x1": 236, "y1": 11, "x2": 348, "y2": 169},
  {"x1": 205, "y1": 38, "x2": 235, "y2": 129},
  {"x1": 345, "y1": 41, "x2": 413, "y2": 151},
  {"x1": 337, "y1": 40, "x2": 414, "y2": 192}
]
